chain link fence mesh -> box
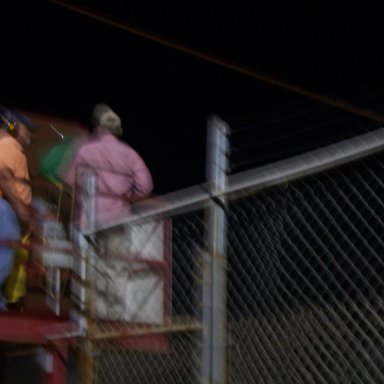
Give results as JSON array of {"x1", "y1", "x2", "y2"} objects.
[
  {"x1": 227, "y1": 153, "x2": 384, "y2": 384},
  {"x1": 73, "y1": 152, "x2": 384, "y2": 383}
]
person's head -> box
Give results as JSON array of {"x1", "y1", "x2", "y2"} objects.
[
  {"x1": 0, "y1": 109, "x2": 35, "y2": 147},
  {"x1": 91, "y1": 103, "x2": 123, "y2": 137}
]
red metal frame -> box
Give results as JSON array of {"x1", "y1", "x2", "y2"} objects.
[
  {"x1": 0, "y1": 311, "x2": 74, "y2": 384},
  {"x1": 0, "y1": 312, "x2": 69, "y2": 344}
]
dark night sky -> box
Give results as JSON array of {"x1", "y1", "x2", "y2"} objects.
[{"x1": 2, "y1": 3, "x2": 384, "y2": 194}]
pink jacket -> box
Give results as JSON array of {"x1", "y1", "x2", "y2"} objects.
[{"x1": 65, "y1": 132, "x2": 153, "y2": 228}]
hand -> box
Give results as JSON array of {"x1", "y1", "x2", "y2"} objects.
[{"x1": 14, "y1": 203, "x2": 36, "y2": 233}]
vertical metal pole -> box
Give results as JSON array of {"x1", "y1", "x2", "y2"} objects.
[
  {"x1": 85, "y1": 168, "x2": 97, "y2": 236},
  {"x1": 203, "y1": 115, "x2": 229, "y2": 384},
  {"x1": 84, "y1": 168, "x2": 97, "y2": 318},
  {"x1": 82, "y1": 168, "x2": 97, "y2": 384},
  {"x1": 201, "y1": 241, "x2": 212, "y2": 384}
]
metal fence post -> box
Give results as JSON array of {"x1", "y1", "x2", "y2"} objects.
[
  {"x1": 203, "y1": 114, "x2": 230, "y2": 384},
  {"x1": 82, "y1": 168, "x2": 97, "y2": 384}
]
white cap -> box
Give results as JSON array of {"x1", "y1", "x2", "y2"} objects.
[{"x1": 92, "y1": 103, "x2": 122, "y2": 136}]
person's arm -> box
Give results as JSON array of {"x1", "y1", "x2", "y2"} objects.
[
  {"x1": 0, "y1": 166, "x2": 33, "y2": 225},
  {"x1": 130, "y1": 151, "x2": 153, "y2": 201}
]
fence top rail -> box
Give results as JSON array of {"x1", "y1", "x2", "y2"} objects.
[
  {"x1": 227, "y1": 125, "x2": 384, "y2": 197},
  {"x1": 84, "y1": 126, "x2": 384, "y2": 234},
  {"x1": 84, "y1": 184, "x2": 212, "y2": 234}
]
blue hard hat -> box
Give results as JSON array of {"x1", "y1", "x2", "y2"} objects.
[
  {"x1": 12, "y1": 109, "x2": 37, "y2": 131},
  {"x1": 0, "y1": 104, "x2": 37, "y2": 131}
]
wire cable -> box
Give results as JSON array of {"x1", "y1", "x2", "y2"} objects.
[{"x1": 48, "y1": 0, "x2": 384, "y2": 124}]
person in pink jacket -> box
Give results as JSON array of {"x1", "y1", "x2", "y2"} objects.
[
  {"x1": 64, "y1": 104, "x2": 154, "y2": 316},
  {"x1": 65, "y1": 103, "x2": 153, "y2": 229}
]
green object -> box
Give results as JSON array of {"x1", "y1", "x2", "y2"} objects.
[{"x1": 39, "y1": 137, "x2": 75, "y2": 183}]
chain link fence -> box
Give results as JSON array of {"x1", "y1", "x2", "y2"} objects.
[
  {"x1": 4, "y1": 117, "x2": 384, "y2": 383},
  {"x1": 227, "y1": 154, "x2": 384, "y2": 384},
  {"x1": 69, "y1": 126, "x2": 384, "y2": 383}
]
